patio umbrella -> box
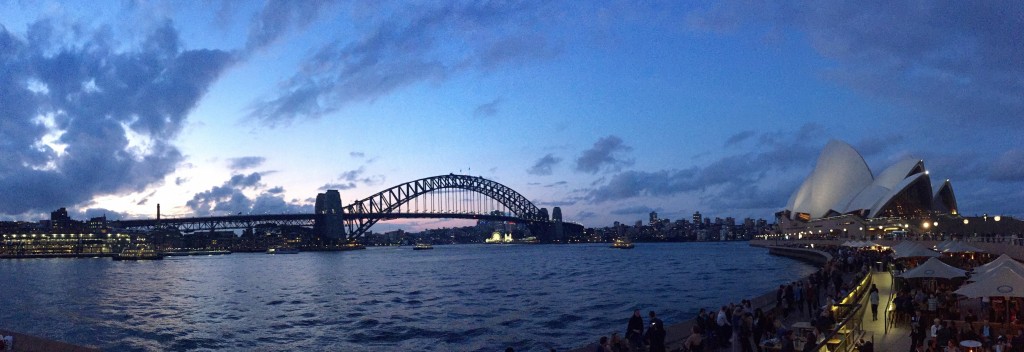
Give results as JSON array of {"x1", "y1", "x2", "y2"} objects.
[{"x1": 900, "y1": 257, "x2": 967, "y2": 279}]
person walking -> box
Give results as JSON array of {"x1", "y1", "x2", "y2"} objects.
[
  {"x1": 626, "y1": 310, "x2": 644, "y2": 350},
  {"x1": 869, "y1": 284, "x2": 880, "y2": 321}
]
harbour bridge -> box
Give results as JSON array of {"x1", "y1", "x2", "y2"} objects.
[{"x1": 110, "y1": 174, "x2": 581, "y2": 242}]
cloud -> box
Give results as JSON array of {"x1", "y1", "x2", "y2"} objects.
[
  {"x1": 536, "y1": 199, "x2": 577, "y2": 207},
  {"x1": 321, "y1": 182, "x2": 357, "y2": 191},
  {"x1": 350, "y1": 151, "x2": 365, "y2": 158},
  {"x1": 989, "y1": 149, "x2": 1024, "y2": 182},
  {"x1": 186, "y1": 172, "x2": 310, "y2": 215},
  {"x1": 688, "y1": 2, "x2": 1024, "y2": 126},
  {"x1": 227, "y1": 156, "x2": 267, "y2": 170},
  {"x1": 338, "y1": 166, "x2": 385, "y2": 187},
  {"x1": 724, "y1": 130, "x2": 755, "y2": 147},
  {"x1": 575, "y1": 135, "x2": 634, "y2": 174},
  {"x1": 575, "y1": 211, "x2": 597, "y2": 219},
  {"x1": 245, "y1": 0, "x2": 338, "y2": 52},
  {"x1": 544, "y1": 181, "x2": 568, "y2": 188},
  {"x1": 0, "y1": 20, "x2": 233, "y2": 216},
  {"x1": 247, "y1": 2, "x2": 561, "y2": 125},
  {"x1": 174, "y1": 177, "x2": 189, "y2": 186},
  {"x1": 527, "y1": 153, "x2": 562, "y2": 175},
  {"x1": 587, "y1": 125, "x2": 823, "y2": 205},
  {"x1": 473, "y1": 98, "x2": 501, "y2": 118},
  {"x1": 611, "y1": 205, "x2": 658, "y2": 215}
]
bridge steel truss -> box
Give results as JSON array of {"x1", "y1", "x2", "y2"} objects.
[
  {"x1": 112, "y1": 175, "x2": 551, "y2": 239},
  {"x1": 341, "y1": 174, "x2": 546, "y2": 238}
]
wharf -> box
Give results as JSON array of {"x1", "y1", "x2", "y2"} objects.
[{"x1": 0, "y1": 329, "x2": 100, "y2": 352}]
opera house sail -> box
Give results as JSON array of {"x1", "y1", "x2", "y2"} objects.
[{"x1": 777, "y1": 140, "x2": 959, "y2": 239}]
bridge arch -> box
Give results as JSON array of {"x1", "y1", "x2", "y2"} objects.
[{"x1": 342, "y1": 174, "x2": 544, "y2": 237}]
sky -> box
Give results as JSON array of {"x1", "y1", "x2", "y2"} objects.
[{"x1": 0, "y1": 1, "x2": 1022, "y2": 231}]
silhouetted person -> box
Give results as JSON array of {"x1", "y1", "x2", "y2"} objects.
[
  {"x1": 646, "y1": 311, "x2": 666, "y2": 352},
  {"x1": 626, "y1": 309, "x2": 644, "y2": 349}
]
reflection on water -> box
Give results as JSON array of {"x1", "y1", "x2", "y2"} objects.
[{"x1": 0, "y1": 242, "x2": 815, "y2": 351}]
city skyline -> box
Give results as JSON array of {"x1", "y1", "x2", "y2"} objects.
[{"x1": 1, "y1": 1, "x2": 1022, "y2": 230}]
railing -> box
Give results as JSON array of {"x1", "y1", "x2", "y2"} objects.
[
  {"x1": 805, "y1": 272, "x2": 872, "y2": 352},
  {"x1": 884, "y1": 270, "x2": 897, "y2": 334}
]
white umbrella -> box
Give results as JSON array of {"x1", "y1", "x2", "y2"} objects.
[
  {"x1": 894, "y1": 243, "x2": 941, "y2": 258},
  {"x1": 969, "y1": 263, "x2": 1024, "y2": 282},
  {"x1": 900, "y1": 257, "x2": 967, "y2": 279},
  {"x1": 975, "y1": 254, "x2": 1022, "y2": 273},
  {"x1": 955, "y1": 267, "x2": 1024, "y2": 298}
]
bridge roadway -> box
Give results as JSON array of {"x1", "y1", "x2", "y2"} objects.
[{"x1": 110, "y1": 213, "x2": 533, "y2": 232}]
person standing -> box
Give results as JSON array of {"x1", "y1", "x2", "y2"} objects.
[
  {"x1": 869, "y1": 284, "x2": 880, "y2": 321},
  {"x1": 646, "y1": 311, "x2": 667, "y2": 352},
  {"x1": 717, "y1": 306, "x2": 732, "y2": 348},
  {"x1": 626, "y1": 310, "x2": 644, "y2": 350}
]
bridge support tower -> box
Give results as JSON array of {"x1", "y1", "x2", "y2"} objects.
[{"x1": 314, "y1": 190, "x2": 347, "y2": 241}]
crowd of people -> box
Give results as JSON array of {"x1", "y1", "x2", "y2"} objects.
[{"x1": 589, "y1": 246, "x2": 873, "y2": 352}]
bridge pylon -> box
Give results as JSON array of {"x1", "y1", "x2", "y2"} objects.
[{"x1": 314, "y1": 190, "x2": 347, "y2": 240}]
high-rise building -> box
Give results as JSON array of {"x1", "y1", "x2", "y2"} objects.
[
  {"x1": 649, "y1": 211, "x2": 659, "y2": 226},
  {"x1": 692, "y1": 211, "x2": 702, "y2": 227}
]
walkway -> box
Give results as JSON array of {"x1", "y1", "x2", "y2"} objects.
[{"x1": 860, "y1": 270, "x2": 911, "y2": 351}]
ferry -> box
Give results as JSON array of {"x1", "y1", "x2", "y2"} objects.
[
  {"x1": 266, "y1": 247, "x2": 300, "y2": 254},
  {"x1": 611, "y1": 238, "x2": 635, "y2": 249},
  {"x1": 413, "y1": 243, "x2": 434, "y2": 250},
  {"x1": 163, "y1": 250, "x2": 232, "y2": 256},
  {"x1": 113, "y1": 245, "x2": 165, "y2": 260}
]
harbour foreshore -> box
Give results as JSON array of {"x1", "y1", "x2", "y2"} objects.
[
  {"x1": 0, "y1": 329, "x2": 100, "y2": 352},
  {"x1": 571, "y1": 243, "x2": 834, "y2": 352}
]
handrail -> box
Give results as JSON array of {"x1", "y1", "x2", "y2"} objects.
[
  {"x1": 805, "y1": 272, "x2": 872, "y2": 352},
  {"x1": 884, "y1": 270, "x2": 896, "y2": 334}
]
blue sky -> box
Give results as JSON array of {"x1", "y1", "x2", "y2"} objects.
[{"x1": 0, "y1": 1, "x2": 1021, "y2": 230}]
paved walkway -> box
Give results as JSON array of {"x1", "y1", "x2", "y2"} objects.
[{"x1": 860, "y1": 270, "x2": 911, "y2": 352}]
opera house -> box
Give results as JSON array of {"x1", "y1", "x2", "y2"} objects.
[{"x1": 776, "y1": 140, "x2": 960, "y2": 239}]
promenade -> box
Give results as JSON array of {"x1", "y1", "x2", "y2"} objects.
[{"x1": 0, "y1": 329, "x2": 100, "y2": 352}]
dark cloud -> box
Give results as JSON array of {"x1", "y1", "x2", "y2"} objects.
[
  {"x1": 536, "y1": 199, "x2": 577, "y2": 207},
  {"x1": 575, "y1": 135, "x2": 634, "y2": 174},
  {"x1": 0, "y1": 20, "x2": 233, "y2": 216},
  {"x1": 186, "y1": 172, "x2": 309, "y2": 215},
  {"x1": 247, "y1": 2, "x2": 560, "y2": 125},
  {"x1": 854, "y1": 134, "x2": 905, "y2": 157},
  {"x1": 321, "y1": 182, "x2": 356, "y2": 191},
  {"x1": 245, "y1": 0, "x2": 338, "y2": 52},
  {"x1": 724, "y1": 130, "x2": 755, "y2": 147},
  {"x1": 337, "y1": 166, "x2": 385, "y2": 187},
  {"x1": 175, "y1": 177, "x2": 189, "y2": 186},
  {"x1": 75, "y1": 208, "x2": 129, "y2": 221},
  {"x1": 989, "y1": 149, "x2": 1024, "y2": 182},
  {"x1": 527, "y1": 153, "x2": 562, "y2": 175},
  {"x1": 611, "y1": 205, "x2": 658, "y2": 215},
  {"x1": 473, "y1": 98, "x2": 501, "y2": 118},
  {"x1": 689, "y1": 2, "x2": 1024, "y2": 125},
  {"x1": 544, "y1": 181, "x2": 568, "y2": 188},
  {"x1": 587, "y1": 125, "x2": 822, "y2": 204},
  {"x1": 227, "y1": 156, "x2": 266, "y2": 170},
  {"x1": 575, "y1": 211, "x2": 597, "y2": 219}
]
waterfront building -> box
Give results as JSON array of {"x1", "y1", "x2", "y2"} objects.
[{"x1": 776, "y1": 140, "x2": 960, "y2": 240}]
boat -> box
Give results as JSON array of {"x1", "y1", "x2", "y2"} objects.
[
  {"x1": 113, "y1": 245, "x2": 165, "y2": 260},
  {"x1": 266, "y1": 247, "x2": 300, "y2": 254},
  {"x1": 163, "y1": 250, "x2": 232, "y2": 256},
  {"x1": 413, "y1": 243, "x2": 434, "y2": 250},
  {"x1": 611, "y1": 238, "x2": 635, "y2": 249}
]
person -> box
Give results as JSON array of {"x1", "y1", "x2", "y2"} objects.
[
  {"x1": 930, "y1": 318, "x2": 942, "y2": 346},
  {"x1": 869, "y1": 284, "x2": 880, "y2": 321},
  {"x1": 911, "y1": 314, "x2": 926, "y2": 352},
  {"x1": 857, "y1": 338, "x2": 874, "y2": 352},
  {"x1": 609, "y1": 332, "x2": 626, "y2": 352},
  {"x1": 595, "y1": 336, "x2": 611, "y2": 352},
  {"x1": 646, "y1": 311, "x2": 667, "y2": 352},
  {"x1": 738, "y1": 312, "x2": 754, "y2": 352},
  {"x1": 780, "y1": 330, "x2": 796, "y2": 352},
  {"x1": 683, "y1": 325, "x2": 704, "y2": 352},
  {"x1": 626, "y1": 310, "x2": 644, "y2": 350},
  {"x1": 943, "y1": 338, "x2": 960, "y2": 352},
  {"x1": 717, "y1": 306, "x2": 732, "y2": 347}
]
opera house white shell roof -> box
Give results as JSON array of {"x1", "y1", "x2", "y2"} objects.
[{"x1": 783, "y1": 140, "x2": 957, "y2": 220}]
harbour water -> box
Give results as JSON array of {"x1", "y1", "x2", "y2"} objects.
[{"x1": 0, "y1": 242, "x2": 816, "y2": 351}]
